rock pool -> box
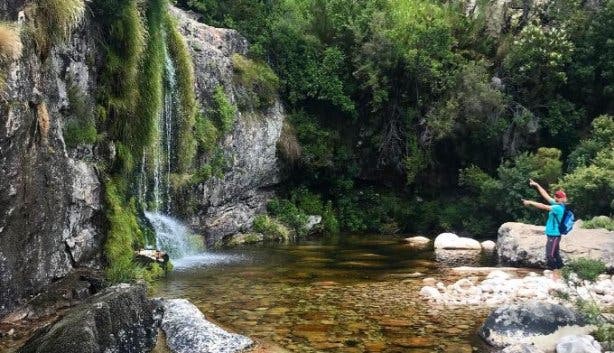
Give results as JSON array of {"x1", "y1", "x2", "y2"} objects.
[{"x1": 152, "y1": 235, "x2": 497, "y2": 353}]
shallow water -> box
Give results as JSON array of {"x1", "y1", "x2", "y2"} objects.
[{"x1": 152, "y1": 235, "x2": 497, "y2": 353}]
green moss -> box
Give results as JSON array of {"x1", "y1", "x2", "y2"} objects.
[
  {"x1": 104, "y1": 179, "x2": 144, "y2": 283},
  {"x1": 252, "y1": 214, "x2": 291, "y2": 241},
  {"x1": 231, "y1": 53, "x2": 279, "y2": 110},
  {"x1": 165, "y1": 13, "x2": 198, "y2": 172},
  {"x1": 63, "y1": 120, "x2": 97, "y2": 147},
  {"x1": 195, "y1": 113, "x2": 219, "y2": 153},
  {"x1": 64, "y1": 84, "x2": 98, "y2": 147},
  {"x1": 210, "y1": 85, "x2": 237, "y2": 135}
]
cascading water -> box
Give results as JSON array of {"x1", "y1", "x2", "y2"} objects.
[{"x1": 144, "y1": 211, "x2": 199, "y2": 259}]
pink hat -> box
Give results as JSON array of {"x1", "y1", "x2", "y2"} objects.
[{"x1": 554, "y1": 190, "x2": 567, "y2": 199}]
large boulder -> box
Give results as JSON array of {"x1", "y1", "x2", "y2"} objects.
[
  {"x1": 478, "y1": 301, "x2": 591, "y2": 351},
  {"x1": 556, "y1": 335, "x2": 602, "y2": 353},
  {"x1": 497, "y1": 222, "x2": 614, "y2": 270},
  {"x1": 17, "y1": 284, "x2": 159, "y2": 353},
  {"x1": 170, "y1": 7, "x2": 284, "y2": 247},
  {"x1": 160, "y1": 298, "x2": 253, "y2": 353}
]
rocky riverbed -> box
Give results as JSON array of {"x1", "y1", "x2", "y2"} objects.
[{"x1": 419, "y1": 268, "x2": 614, "y2": 307}]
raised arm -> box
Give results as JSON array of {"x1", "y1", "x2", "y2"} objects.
[
  {"x1": 522, "y1": 199, "x2": 552, "y2": 211},
  {"x1": 529, "y1": 179, "x2": 554, "y2": 203}
]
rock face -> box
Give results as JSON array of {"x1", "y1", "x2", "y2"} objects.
[
  {"x1": 171, "y1": 8, "x2": 283, "y2": 246},
  {"x1": 160, "y1": 298, "x2": 253, "y2": 353},
  {"x1": 478, "y1": 301, "x2": 590, "y2": 350},
  {"x1": 17, "y1": 284, "x2": 159, "y2": 353},
  {"x1": 0, "y1": 10, "x2": 103, "y2": 316},
  {"x1": 497, "y1": 222, "x2": 614, "y2": 270}
]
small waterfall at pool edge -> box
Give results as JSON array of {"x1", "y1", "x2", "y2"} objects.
[{"x1": 137, "y1": 39, "x2": 202, "y2": 261}]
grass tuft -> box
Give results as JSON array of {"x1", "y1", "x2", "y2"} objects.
[
  {"x1": 231, "y1": 53, "x2": 279, "y2": 110},
  {"x1": 28, "y1": 0, "x2": 85, "y2": 56},
  {"x1": 0, "y1": 22, "x2": 23, "y2": 61},
  {"x1": 277, "y1": 120, "x2": 302, "y2": 164}
]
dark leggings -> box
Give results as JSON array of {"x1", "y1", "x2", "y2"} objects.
[{"x1": 546, "y1": 236, "x2": 563, "y2": 270}]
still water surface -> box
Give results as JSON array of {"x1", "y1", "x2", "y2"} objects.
[{"x1": 152, "y1": 235, "x2": 496, "y2": 353}]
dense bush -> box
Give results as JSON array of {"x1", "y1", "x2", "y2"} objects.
[
  {"x1": 582, "y1": 216, "x2": 614, "y2": 231},
  {"x1": 252, "y1": 214, "x2": 291, "y2": 241}
]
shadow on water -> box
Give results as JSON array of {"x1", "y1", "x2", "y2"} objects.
[{"x1": 152, "y1": 234, "x2": 498, "y2": 353}]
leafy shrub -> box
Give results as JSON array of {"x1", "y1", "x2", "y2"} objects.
[
  {"x1": 267, "y1": 198, "x2": 309, "y2": 236},
  {"x1": 582, "y1": 215, "x2": 614, "y2": 231},
  {"x1": 558, "y1": 149, "x2": 614, "y2": 218},
  {"x1": 231, "y1": 53, "x2": 279, "y2": 109},
  {"x1": 562, "y1": 258, "x2": 606, "y2": 282},
  {"x1": 252, "y1": 214, "x2": 291, "y2": 241},
  {"x1": 0, "y1": 22, "x2": 23, "y2": 61}
]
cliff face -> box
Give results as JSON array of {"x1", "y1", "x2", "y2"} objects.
[
  {"x1": 171, "y1": 8, "x2": 283, "y2": 247},
  {"x1": 0, "y1": 3, "x2": 284, "y2": 315},
  {"x1": 0, "y1": 13, "x2": 103, "y2": 316}
]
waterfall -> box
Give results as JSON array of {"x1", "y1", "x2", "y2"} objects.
[
  {"x1": 164, "y1": 49, "x2": 176, "y2": 214},
  {"x1": 139, "y1": 43, "x2": 177, "y2": 213},
  {"x1": 145, "y1": 212, "x2": 202, "y2": 259}
]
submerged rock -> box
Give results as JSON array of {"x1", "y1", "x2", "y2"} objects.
[
  {"x1": 17, "y1": 284, "x2": 158, "y2": 353},
  {"x1": 478, "y1": 301, "x2": 590, "y2": 350},
  {"x1": 160, "y1": 299, "x2": 253, "y2": 353},
  {"x1": 404, "y1": 236, "x2": 431, "y2": 250}
]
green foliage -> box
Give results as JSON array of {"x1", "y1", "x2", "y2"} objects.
[
  {"x1": 562, "y1": 257, "x2": 607, "y2": 282},
  {"x1": 28, "y1": 0, "x2": 85, "y2": 55},
  {"x1": 503, "y1": 24, "x2": 574, "y2": 107},
  {"x1": 104, "y1": 179, "x2": 145, "y2": 283},
  {"x1": 209, "y1": 85, "x2": 237, "y2": 135},
  {"x1": 165, "y1": 13, "x2": 198, "y2": 172},
  {"x1": 252, "y1": 214, "x2": 291, "y2": 241},
  {"x1": 64, "y1": 84, "x2": 98, "y2": 147},
  {"x1": 231, "y1": 54, "x2": 279, "y2": 109},
  {"x1": 582, "y1": 216, "x2": 614, "y2": 231},
  {"x1": 195, "y1": 113, "x2": 219, "y2": 153},
  {"x1": 558, "y1": 149, "x2": 614, "y2": 218},
  {"x1": 567, "y1": 115, "x2": 614, "y2": 171},
  {"x1": 593, "y1": 324, "x2": 614, "y2": 351},
  {"x1": 267, "y1": 198, "x2": 309, "y2": 236}
]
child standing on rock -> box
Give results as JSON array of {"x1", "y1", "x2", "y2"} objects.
[{"x1": 521, "y1": 179, "x2": 567, "y2": 276}]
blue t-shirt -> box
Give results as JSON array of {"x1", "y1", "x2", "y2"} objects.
[{"x1": 546, "y1": 199, "x2": 565, "y2": 236}]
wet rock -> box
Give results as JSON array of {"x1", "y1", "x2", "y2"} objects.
[
  {"x1": 224, "y1": 233, "x2": 265, "y2": 247},
  {"x1": 497, "y1": 222, "x2": 614, "y2": 271},
  {"x1": 160, "y1": 298, "x2": 253, "y2": 353},
  {"x1": 18, "y1": 284, "x2": 158, "y2": 353},
  {"x1": 478, "y1": 301, "x2": 590, "y2": 350},
  {"x1": 305, "y1": 216, "x2": 322, "y2": 234},
  {"x1": 404, "y1": 236, "x2": 432, "y2": 250},
  {"x1": 556, "y1": 335, "x2": 602, "y2": 353}
]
